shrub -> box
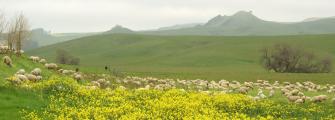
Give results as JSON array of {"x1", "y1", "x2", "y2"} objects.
[
  {"x1": 261, "y1": 43, "x2": 332, "y2": 73},
  {"x1": 55, "y1": 49, "x2": 80, "y2": 65}
]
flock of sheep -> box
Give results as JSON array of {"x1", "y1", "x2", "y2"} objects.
[
  {"x1": 111, "y1": 76, "x2": 335, "y2": 105},
  {"x1": 1, "y1": 49, "x2": 335, "y2": 106},
  {"x1": 2, "y1": 53, "x2": 83, "y2": 84}
]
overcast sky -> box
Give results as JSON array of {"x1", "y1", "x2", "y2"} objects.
[{"x1": 0, "y1": 0, "x2": 334, "y2": 33}]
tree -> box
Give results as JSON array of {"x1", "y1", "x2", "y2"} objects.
[
  {"x1": 56, "y1": 49, "x2": 70, "y2": 64},
  {"x1": 14, "y1": 13, "x2": 30, "y2": 55},
  {"x1": 0, "y1": 11, "x2": 7, "y2": 41},
  {"x1": 261, "y1": 43, "x2": 332, "y2": 73},
  {"x1": 56, "y1": 49, "x2": 80, "y2": 65}
]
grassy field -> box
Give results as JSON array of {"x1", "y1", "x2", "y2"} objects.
[
  {"x1": 1, "y1": 54, "x2": 334, "y2": 119},
  {"x1": 28, "y1": 34, "x2": 335, "y2": 83},
  {"x1": 0, "y1": 54, "x2": 53, "y2": 119}
]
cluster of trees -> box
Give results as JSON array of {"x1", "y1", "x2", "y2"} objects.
[
  {"x1": 261, "y1": 43, "x2": 332, "y2": 73},
  {"x1": 0, "y1": 11, "x2": 30, "y2": 56},
  {"x1": 56, "y1": 49, "x2": 80, "y2": 65}
]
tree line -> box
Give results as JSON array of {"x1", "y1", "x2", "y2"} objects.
[{"x1": 0, "y1": 11, "x2": 30, "y2": 56}]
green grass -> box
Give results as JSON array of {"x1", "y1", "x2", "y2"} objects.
[
  {"x1": 28, "y1": 34, "x2": 335, "y2": 84},
  {"x1": 0, "y1": 54, "x2": 52, "y2": 119},
  {"x1": 0, "y1": 86, "x2": 47, "y2": 119}
]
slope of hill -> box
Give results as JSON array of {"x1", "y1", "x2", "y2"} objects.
[
  {"x1": 140, "y1": 11, "x2": 335, "y2": 36},
  {"x1": 0, "y1": 54, "x2": 53, "y2": 119},
  {"x1": 24, "y1": 28, "x2": 97, "y2": 50},
  {"x1": 28, "y1": 33, "x2": 335, "y2": 81}
]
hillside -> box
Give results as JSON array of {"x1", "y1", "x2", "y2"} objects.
[
  {"x1": 22, "y1": 28, "x2": 98, "y2": 50},
  {"x1": 28, "y1": 33, "x2": 335, "y2": 81},
  {"x1": 0, "y1": 54, "x2": 53, "y2": 119},
  {"x1": 139, "y1": 11, "x2": 335, "y2": 36}
]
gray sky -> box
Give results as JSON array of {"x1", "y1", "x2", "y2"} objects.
[{"x1": 0, "y1": 0, "x2": 334, "y2": 33}]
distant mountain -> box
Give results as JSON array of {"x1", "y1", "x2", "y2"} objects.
[
  {"x1": 106, "y1": 25, "x2": 134, "y2": 34},
  {"x1": 138, "y1": 11, "x2": 335, "y2": 36},
  {"x1": 157, "y1": 23, "x2": 203, "y2": 31}
]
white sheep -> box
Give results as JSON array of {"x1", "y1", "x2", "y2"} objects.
[
  {"x1": 3, "y1": 56, "x2": 12, "y2": 67},
  {"x1": 0, "y1": 45, "x2": 9, "y2": 54},
  {"x1": 269, "y1": 89, "x2": 275, "y2": 97},
  {"x1": 16, "y1": 74, "x2": 28, "y2": 81},
  {"x1": 16, "y1": 69, "x2": 26, "y2": 75},
  {"x1": 45, "y1": 63, "x2": 58, "y2": 69},
  {"x1": 31, "y1": 68, "x2": 42, "y2": 76},
  {"x1": 39, "y1": 59, "x2": 47, "y2": 64},
  {"x1": 73, "y1": 73, "x2": 83, "y2": 81},
  {"x1": 287, "y1": 96, "x2": 300, "y2": 102},
  {"x1": 294, "y1": 99, "x2": 304, "y2": 104},
  {"x1": 29, "y1": 56, "x2": 40, "y2": 62},
  {"x1": 36, "y1": 76, "x2": 43, "y2": 81},
  {"x1": 26, "y1": 74, "x2": 37, "y2": 81},
  {"x1": 312, "y1": 95, "x2": 328, "y2": 103}
]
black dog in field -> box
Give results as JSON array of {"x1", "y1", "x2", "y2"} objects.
[
  {"x1": 105, "y1": 66, "x2": 108, "y2": 71},
  {"x1": 75, "y1": 68, "x2": 79, "y2": 72}
]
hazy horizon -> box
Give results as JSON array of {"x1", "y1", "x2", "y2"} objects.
[{"x1": 1, "y1": 0, "x2": 335, "y2": 33}]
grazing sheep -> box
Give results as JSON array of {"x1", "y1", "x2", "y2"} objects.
[
  {"x1": 295, "y1": 99, "x2": 304, "y2": 104},
  {"x1": 0, "y1": 45, "x2": 9, "y2": 54},
  {"x1": 36, "y1": 76, "x2": 43, "y2": 81},
  {"x1": 29, "y1": 56, "x2": 40, "y2": 62},
  {"x1": 31, "y1": 68, "x2": 42, "y2": 76},
  {"x1": 3, "y1": 56, "x2": 12, "y2": 67},
  {"x1": 15, "y1": 50, "x2": 24, "y2": 54},
  {"x1": 45, "y1": 63, "x2": 58, "y2": 69},
  {"x1": 16, "y1": 74, "x2": 28, "y2": 81},
  {"x1": 73, "y1": 73, "x2": 83, "y2": 81},
  {"x1": 238, "y1": 87, "x2": 249, "y2": 94},
  {"x1": 16, "y1": 69, "x2": 26, "y2": 75},
  {"x1": 287, "y1": 96, "x2": 300, "y2": 102},
  {"x1": 26, "y1": 74, "x2": 37, "y2": 81},
  {"x1": 62, "y1": 70, "x2": 75, "y2": 75},
  {"x1": 39, "y1": 59, "x2": 47, "y2": 64},
  {"x1": 269, "y1": 89, "x2": 275, "y2": 97},
  {"x1": 312, "y1": 95, "x2": 328, "y2": 103}
]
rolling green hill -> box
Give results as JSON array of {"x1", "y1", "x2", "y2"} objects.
[{"x1": 27, "y1": 33, "x2": 335, "y2": 82}]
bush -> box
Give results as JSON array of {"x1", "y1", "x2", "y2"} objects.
[
  {"x1": 261, "y1": 43, "x2": 332, "y2": 73},
  {"x1": 55, "y1": 49, "x2": 80, "y2": 65}
]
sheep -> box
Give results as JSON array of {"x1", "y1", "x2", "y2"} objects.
[
  {"x1": 45, "y1": 63, "x2": 58, "y2": 69},
  {"x1": 295, "y1": 99, "x2": 304, "y2": 104},
  {"x1": 73, "y1": 73, "x2": 83, "y2": 81},
  {"x1": 269, "y1": 89, "x2": 275, "y2": 97},
  {"x1": 16, "y1": 74, "x2": 28, "y2": 81},
  {"x1": 16, "y1": 69, "x2": 26, "y2": 75},
  {"x1": 287, "y1": 96, "x2": 301, "y2": 102},
  {"x1": 3, "y1": 56, "x2": 12, "y2": 67},
  {"x1": 312, "y1": 95, "x2": 328, "y2": 103},
  {"x1": 238, "y1": 87, "x2": 249, "y2": 94},
  {"x1": 15, "y1": 50, "x2": 24, "y2": 54},
  {"x1": 31, "y1": 68, "x2": 42, "y2": 76},
  {"x1": 36, "y1": 76, "x2": 43, "y2": 81},
  {"x1": 29, "y1": 56, "x2": 41, "y2": 62},
  {"x1": 0, "y1": 45, "x2": 9, "y2": 54},
  {"x1": 26, "y1": 74, "x2": 37, "y2": 81},
  {"x1": 62, "y1": 70, "x2": 75, "y2": 75},
  {"x1": 39, "y1": 59, "x2": 47, "y2": 64}
]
